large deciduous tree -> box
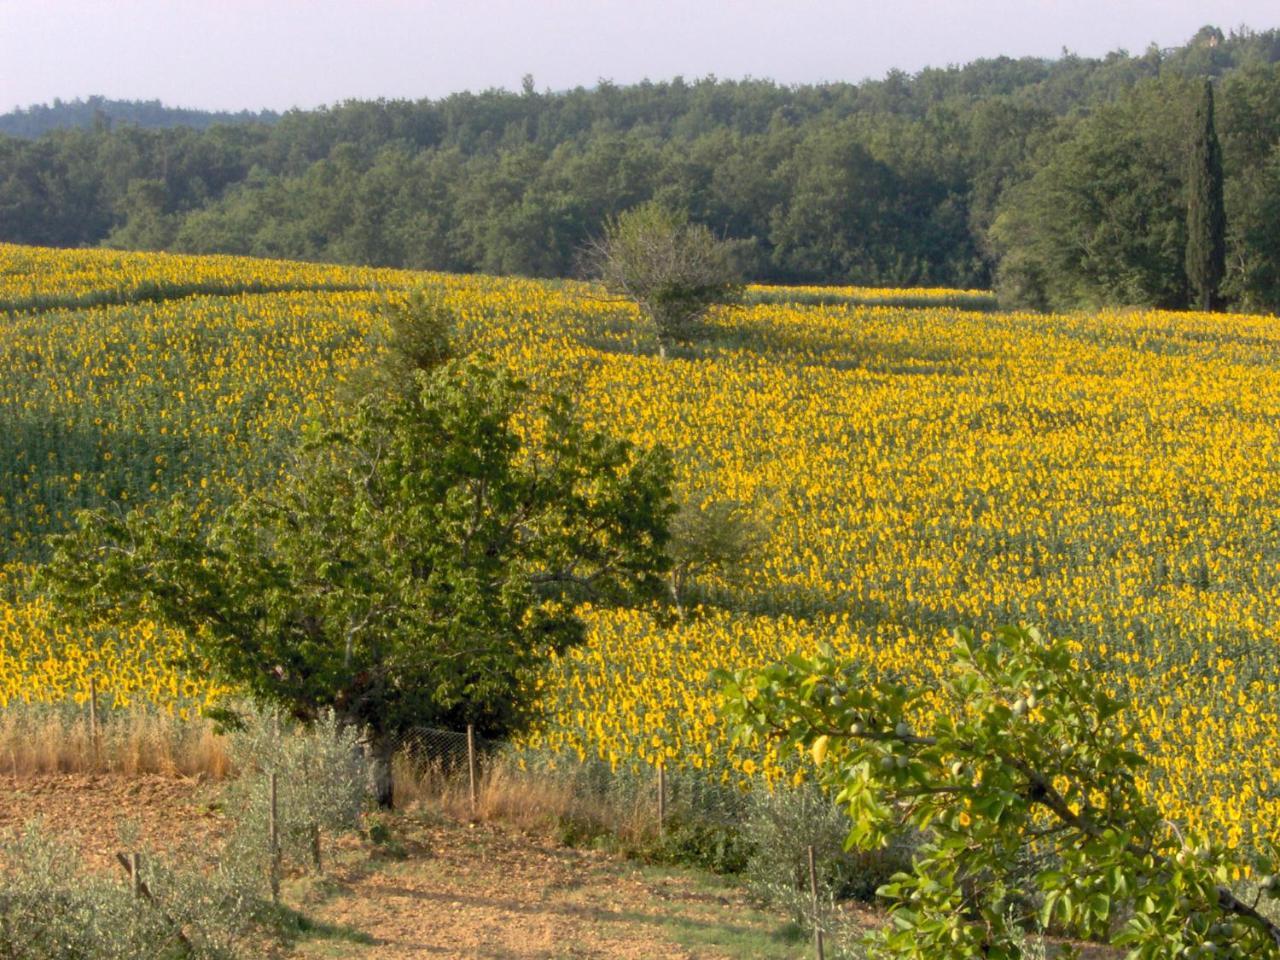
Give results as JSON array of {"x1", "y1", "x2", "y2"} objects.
[
  {"x1": 41, "y1": 293, "x2": 676, "y2": 806},
  {"x1": 990, "y1": 80, "x2": 1195, "y2": 311}
]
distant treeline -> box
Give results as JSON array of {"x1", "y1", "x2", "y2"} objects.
[
  {"x1": 0, "y1": 95, "x2": 279, "y2": 138},
  {"x1": 3, "y1": 25, "x2": 1279, "y2": 311}
]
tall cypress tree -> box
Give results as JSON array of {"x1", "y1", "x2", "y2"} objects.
[{"x1": 1186, "y1": 79, "x2": 1226, "y2": 311}]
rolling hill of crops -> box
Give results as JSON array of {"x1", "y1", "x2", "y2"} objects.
[{"x1": 2, "y1": 243, "x2": 1278, "y2": 851}]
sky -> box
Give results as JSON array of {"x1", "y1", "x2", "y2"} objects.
[{"x1": 1, "y1": 0, "x2": 1276, "y2": 113}]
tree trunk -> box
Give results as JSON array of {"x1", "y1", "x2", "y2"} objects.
[
  {"x1": 668, "y1": 571, "x2": 686, "y2": 621},
  {"x1": 359, "y1": 728, "x2": 396, "y2": 809}
]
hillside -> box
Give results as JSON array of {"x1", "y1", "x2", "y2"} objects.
[
  {"x1": 0, "y1": 96, "x2": 278, "y2": 138},
  {"x1": 1, "y1": 26, "x2": 1278, "y2": 308},
  {"x1": 2, "y1": 244, "x2": 1279, "y2": 864}
]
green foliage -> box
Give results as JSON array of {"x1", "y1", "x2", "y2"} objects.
[
  {"x1": 993, "y1": 61, "x2": 1280, "y2": 313},
  {"x1": 991, "y1": 80, "x2": 1195, "y2": 310},
  {"x1": 374, "y1": 286, "x2": 456, "y2": 379},
  {"x1": 0, "y1": 821, "x2": 263, "y2": 959},
  {"x1": 744, "y1": 781, "x2": 915, "y2": 916},
  {"x1": 666, "y1": 492, "x2": 765, "y2": 615},
  {"x1": 741, "y1": 778, "x2": 917, "y2": 959},
  {"x1": 720, "y1": 625, "x2": 1280, "y2": 959},
  {"x1": 1219, "y1": 63, "x2": 1280, "y2": 309},
  {"x1": 1186, "y1": 81, "x2": 1227, "y2": 310},
  {"x1": 106, "y1": 178, "x2": 179, "y2": 252},
  {"x1": 508, "y1": 747, "x2": 755, "y2": 873},
  {"x1": 0, "y1": 95, "x2": 277, "y2": 138},
  {"x1": 0, "y1": 712, "x2": 375, "y2": 958},
  {"x1": 38, "y1": 302, "x2": 676, "y2": 800},
  {"x1": 3, "y1": 30, "x2": 1280, "y2": 300},
  {"x1": 653, "y1": 813, "x2": 755, "y2": 875},
  {"x1": 226, "y1": 708, "x2": 367, "y2": 869},
  {"x1": 1224, "y1": 148, "x2": 1280, "y2": 309},
  {"x1": 591, "y1": 202, "x2": 743, "y2": 354}
]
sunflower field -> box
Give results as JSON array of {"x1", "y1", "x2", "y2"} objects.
[{"x1": 2, "y1": 242, "x2": 1279, "y2": 851}]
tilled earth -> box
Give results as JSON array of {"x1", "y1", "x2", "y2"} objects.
[
  {"x1": 0, "y1": 774, "x2": 1111, "y2": 959},
  {"x1": 0, "y1": 774, "x2": 805, "y2": 958},
  {"x1": 0, "y1": 772, "x2": 223, "y2": 871}
]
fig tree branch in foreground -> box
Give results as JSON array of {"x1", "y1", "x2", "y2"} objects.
[{"x1": 719, "y1": 625, "x2": 1280, "y2": 959}]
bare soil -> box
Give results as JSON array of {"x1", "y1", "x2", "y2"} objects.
[
  {"x1": 0, "y1": 774, "x2": 807, "y2": 958},
  {"x1": 291, "y1": 817, "x2": 810, "y2": 959},
  {"x1": 0, "y1": 771, "x2": 221, "y2": 871},
  {"x1": 0, "y1": 774, "x2": 1114, "y2": 959}
]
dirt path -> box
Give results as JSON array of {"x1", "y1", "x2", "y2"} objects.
[
  {"x1": 0, "y1": 775, "x2": 1110, "y2": 959},
  {"x1": 0, "y1": 774, "x2": 806, "y2": 958},
  {"x1": 292, "y1": 816, "x2": 808, "y2": 959}
]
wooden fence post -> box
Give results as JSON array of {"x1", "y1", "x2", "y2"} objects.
[
  {"x1": 310, "y1": 821, "x2": 322, "y2": 873},
  {"x1": 268, "y1": 772, "x2": 280, "y2": 903},
  {"x1": 657, "y1": 763, "x2": 667, "y2": 834},
  {"x1": 808, "y1": 844, "x2": 825, "y2": 960},
  {"x1": 115, "y1": 851, "x2": 194, "y2": 950},
  {"x1": 88, "y1": 676, "x2": 99, "y2": 765},
  {"x1": 467, "y1": 724, "x2": 477, "y2": 819}
]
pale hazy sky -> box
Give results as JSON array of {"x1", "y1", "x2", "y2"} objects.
[{"x1": 1, "y1": 1, "x2": 1276, "y2": 113}]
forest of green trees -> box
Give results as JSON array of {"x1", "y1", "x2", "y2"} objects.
[
  {"x1": 0, "y1": 95, "x2": 278, "y2": 139},
  {"x1": 3, "y1": 25, "x2": 1279, "y2": 311}
]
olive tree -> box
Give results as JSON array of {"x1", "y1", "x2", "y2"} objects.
[
  {"x1": 720, "y1": 625, "x2": 1280, "y2": 959},
  {"x1": 41, "y1": 297, "x2": 675, "y2": 807},
  {"x1": 589, "y1": 202, "x2": 743, "y2": 357}
]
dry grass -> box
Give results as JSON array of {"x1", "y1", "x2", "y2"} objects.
[
  {"x1": 0, "y1": 706, "x2": 231, "y2": 779},
  {"x1": 0, "y1": 704, "x2": 618, "y2": 827},
  {"x1": 0, "y1": 704, "x2": 650, "y2": 855},
  {"x1": 393, "y1": 753, "x2": 659, "y2": 849}
]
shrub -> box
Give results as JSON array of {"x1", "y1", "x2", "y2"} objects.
[
  {"x1": 745, "y1": 781, "x2": 914, "y2": 914},
  {"x1": 589, "y1": 202, "x2": 743, "y2": 357},
  {"x1": 0, "y1": 821, "x2": 262, "y2": 960},
  {"x1": 226, "y1": 708, "x2": 367, "y2": 872}
]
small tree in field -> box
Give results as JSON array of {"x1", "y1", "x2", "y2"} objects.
[
  {"x1": 590, "y1": 202, "x2": 743, "y2": 358},
  {"x1": 41, "y1": 294, "x2": 676, "y2": 807},
  {"x1": 720, "y1": 625, "x2": 1280, "y2": 959},
  {"x1": 665, "y1": 491, "x2": 765, "y2": 618}
]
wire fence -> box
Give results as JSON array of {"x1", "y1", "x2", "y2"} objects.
[
  {"x1": 60, "y1": 690, "x2": 857, "y2": 959},
  {"x1": 392, "y1": 726, "x2": 487, "y2": 769}
]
